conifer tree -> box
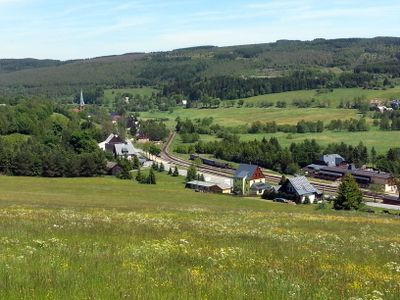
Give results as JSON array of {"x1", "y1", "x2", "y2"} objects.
[
  {"x1": 334, "y1": 173, "x2": 363, "y2": 210},
  {"x1": 136, "y1": 168, "x2": 143, "y2": 182},
  {"x1": 132, "y1": 156, "x2": 140, "y2": 169},
  {"x1": 186, "y1": 164, "x2": 197, "y2": 182},
  {"x1": 148, "y1": 168, "x2": 156, "y2": 184},
  {"x1": 173, "y1": 166, "x2": 179, "y2": 177}
]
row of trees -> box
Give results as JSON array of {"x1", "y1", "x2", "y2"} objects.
[
  {"x1": 326, "y1": 118, "x2": 369, "y2": 132},
  {"x1": 193, "y1": 135, "x2": 379, "y2": 174},
  {"x1": 162, "y1": 71, "x2": 374, "y2": 101}
]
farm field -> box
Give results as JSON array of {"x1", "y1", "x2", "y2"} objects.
[
  {"x1": 239, "y1": 87, "x2": 400, "y2": 107},
  {"x1": 140, "y1": 87, "x2": 400, "y2": 128},
  {"x1": 0, "y1": 175, "x2": 399, "y2": 299},
  {"x1": 172, "y1": 126, "x2": 399, "y2": 155},
  {"x1": 141, "y1": 107, "x2": 360, "y2": 127},
  {"x1": 239, "y1": 128, "x2": 400, "y2": 154}
]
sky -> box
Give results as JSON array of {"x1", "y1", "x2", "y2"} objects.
[{"x1": 0, "y1": 0, "x2": 399, "y2": 60}]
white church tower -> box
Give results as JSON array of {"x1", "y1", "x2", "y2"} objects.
[{"x1": 79, "y1": 89, "x2": 85, "y2": 111}]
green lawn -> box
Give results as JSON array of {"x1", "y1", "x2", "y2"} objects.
[{"x1": 1, "y1": 175, "x2": 399, "y2": 299}]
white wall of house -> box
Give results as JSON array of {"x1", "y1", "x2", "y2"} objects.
[
  {"x1": 384, "y1": 184, "x2": 398, "y2": 194},
  {"x1": 300, "y1": 194, "x2": 316, "y2": 203}
]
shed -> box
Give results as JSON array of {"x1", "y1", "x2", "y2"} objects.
[{"x1": 185, "y1": 181, "x2": 231, "y2": 194}]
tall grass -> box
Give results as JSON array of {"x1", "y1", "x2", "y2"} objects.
[{"x1": 0, "y1": 175, "x2": 399, "y2": 299}]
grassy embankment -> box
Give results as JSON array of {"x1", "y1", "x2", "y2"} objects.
[{"x1": 0, "y1": 174, "x2": 399, "y2": 299}]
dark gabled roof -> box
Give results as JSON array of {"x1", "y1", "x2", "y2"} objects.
[
  {"x1": 114, "y1": 142, "x2": 137, "y2": 156},
  {"x1": 352, "y1": 169, "x2": 391, "y2": 180},
  {"x1": 304, "y1": 164, "x2": 325, "y2": 170},
  {"x1": 287, "y1": 176, "x2": 321, "y2": 196},
  {"x1": 319, "y1": 166, "x2": 391, "y2": 180},
  {"x1": 106, "y1": 161, "x2": 119, "y2": 170},
  {"x1": 234, "y1": 164, "x2": 258, "y2": 179},
  {"x1": 250, "y1": 182, "x2": 271, "y2": 191}
]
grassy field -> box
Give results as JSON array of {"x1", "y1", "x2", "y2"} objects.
[
  {"x1": 173, "y1": 129, "x2": 399, "y2": 155},
  {"x1": 141, "y1": 107, "x2": 360, "y2": 127},
  {"x1": 0, "y1": 175, "x2": 399, "y2": 299},
  {"x1": 238, "y1": 87, "x2": 400, "y2": 107},
  {"x1": 104, "y1": 87, "x2": 158, "y2": 100},
  {"x1": 103, "y1": 87, "x2": 158, "y2": 108},
  {"x1": 239, "y1": 128, "x2": 400, "y2": 154},
  {"x1": 140, "y1": 87, "x2": 400, "y2": 128}
]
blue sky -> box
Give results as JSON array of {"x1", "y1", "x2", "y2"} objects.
[{"x1": 0, "y1": 0, "x2": 399, "y2": 60}]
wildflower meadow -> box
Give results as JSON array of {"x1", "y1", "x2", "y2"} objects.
[{"x1": 0, "y1": 175, "x2": 399, "y2": 299}]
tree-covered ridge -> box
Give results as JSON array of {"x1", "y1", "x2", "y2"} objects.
[
  {"x1": 0, "y1": 99, "x2": 110, "y2": 177},
  {"x1": 0, "y1": 58, "x2": 67, "y2": 73},
  {"x1": 0, "y1": 37, "x2": 400, "y2": 98}
]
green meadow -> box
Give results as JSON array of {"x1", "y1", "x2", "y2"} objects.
[
  {"x1": 239, "y1": 87, "x2": 400, "y2": 107},
  {"x1": 173, "y1": 129, "x2": 398, "y2": 156},
  {"x1": 0, "y1": 174, "x2": 399, "y2": 299},
  {"x1": 142, "y1": 107, "x2": 360, "y2": 127},
  {"x1": 104, "y1": 87, "x2": 158, "y2": 100},
  {"x1": 239, "y1": 129, "x2": 400, "y2": 154}
]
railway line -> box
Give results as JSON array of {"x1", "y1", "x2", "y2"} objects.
[{"x1": 160, "y1": 132, "x2": 393, "y2": 202}]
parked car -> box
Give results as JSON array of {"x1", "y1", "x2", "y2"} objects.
[{"x1": 273, "y1": 198, "x2": 288, "y2": 203}]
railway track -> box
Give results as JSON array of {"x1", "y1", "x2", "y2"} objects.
[{"x1": 160, "y1": 132, "x2": 390, "y2": 201}]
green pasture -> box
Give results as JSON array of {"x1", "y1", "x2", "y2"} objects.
[
  {"x1": 141, "y1": 107, "x2": 360, "y2": 127},
  {"x1": 171, "y1": 127, "x2": 398, "y2": 155},
  {"x1": 104, "y1": 87, "x2": 158, "y2": 100},
  {"x1": 238, "y1": 128, "x2": 400, "y2": 154},
  {"x1": 237, "y1": 87, "x2": 400, "y2": 107},
  {"x1": 0, "y1": 175, "x2": 399, "y2": 299}
]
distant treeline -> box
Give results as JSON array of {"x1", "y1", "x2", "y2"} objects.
[
  {"x1": 1, "y1": 37, "x2": 400, "y2": 99},
  {"x1": 162, "y1": 71, "x2": 373, "y2": 101},
  {"x1": 194, "y1": 135, "x2": 400, "y2": 175}
]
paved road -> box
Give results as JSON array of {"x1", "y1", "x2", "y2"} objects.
[{"x1": 365, "y1": 202, "x2": 400, "y2": 211}]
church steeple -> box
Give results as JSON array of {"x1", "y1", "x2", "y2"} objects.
[{"x1": 79, "y1": 89, "x2": 85, "y2": 110}]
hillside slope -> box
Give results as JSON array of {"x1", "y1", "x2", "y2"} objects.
[{"x1": 1, "y1": 37, "x2": 400, "y2": 97}]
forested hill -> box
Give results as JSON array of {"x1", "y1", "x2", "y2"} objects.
[
  {"x1": 1, "y1": 37, "x2": 400, "y2": 98},
  {"x1": 0, "y1": 58, "x2": 70, "y2": 73}
]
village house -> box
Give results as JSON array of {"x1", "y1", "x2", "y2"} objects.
[
  {"x1": 98, "y1": 134, "x2": 139, "y2": 159},
  {"x1": 185, "y1": 180, "x2": 232, "y2": 194},
  {"x1": 126, "y1": 115, "x2": 139, "y2": 131},
  {"x1": 370, "y1": 98, "x2": 383, "y2": 107},
  {"x1": 278, "y1": 176, "x2": 321, "y2": 204},
  {"x1": 136, "y1": 132, "x2": 150, "y2": 144},
  {"x1": 374, "y1": 105, "x2": 393, "y2": 113},
  {"x1": 110, "y1": 112, "x2": 122, "y2": 124},
  {"x1": 233, "y1": 164, "x2": 267, "y2": 196},
  {"x1": 105, "y1": 161, "x2": 123, "y2": 176},
  {"x1": 390, "y1": 99, "x2": 400, "y2": 110}
]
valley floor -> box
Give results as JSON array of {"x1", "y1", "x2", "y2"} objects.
[{"x1": 0, "y1": 175, "x2": 400, "y2": 299}]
